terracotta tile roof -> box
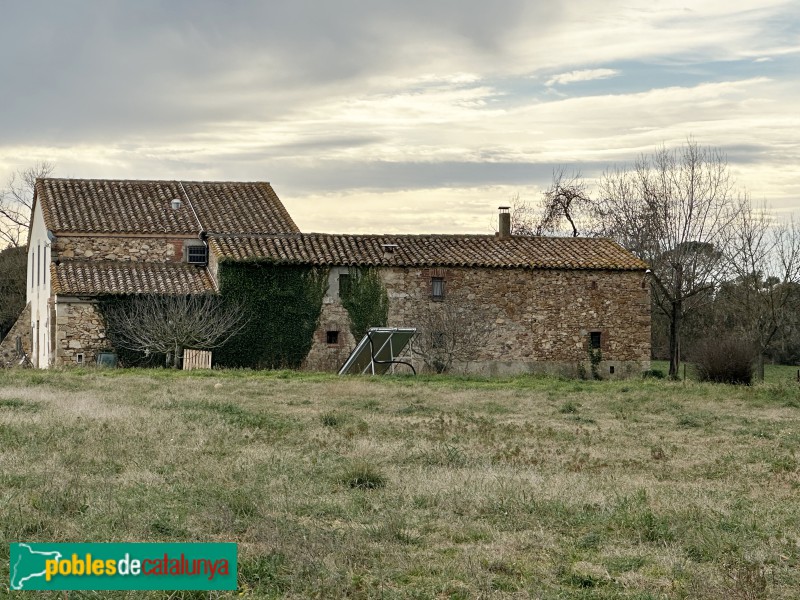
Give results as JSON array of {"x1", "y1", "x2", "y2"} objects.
[
  {"x1": 35, "y1": 178, "x2": 299, "y2": 236},
  {"x1": 51, "y1": 261, "x2": 216, "y2": 296},
  {"x1": 209, "y1": 234, "x2": 648, "y2": 271}
]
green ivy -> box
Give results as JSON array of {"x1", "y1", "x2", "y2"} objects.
[
  {"x1": 340, "y1": 267, "x2": 389, "y2": 340},
  {"x1": 589, "y1": 347, "x2": 603, "y2": 380},
  {"x1": 215, "y1": 261, "x2": 328, "y2": 369}
]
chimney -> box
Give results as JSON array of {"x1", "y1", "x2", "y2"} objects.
[
  {"x1": 498, "y1": 206, "x2": 511, "y2": 238},
  {"x1": 381, "y1": 243, "x2": 398, "y2": 259}
]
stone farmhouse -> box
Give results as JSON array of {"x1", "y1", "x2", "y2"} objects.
[{"x1": 7, "y1": 178, "x2": 651, "y2": 374}]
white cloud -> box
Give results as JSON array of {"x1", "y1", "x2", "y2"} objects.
[
  {"x1": 1, "y1": 0, "x2": 798, "y2": 233},
  {"x1": 546, "y1": 69, "x2": 619, "y2": 86}
]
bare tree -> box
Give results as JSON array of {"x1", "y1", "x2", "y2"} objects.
[
  {"x1": 101, "y1": 294, "x2": 248, "y2": 368},
  {"x1": 411, "y1": 290, "x2": 493, "y2": 373},
  {"x1": 510, "y1": 168, "x2": 593, "y2": 237},
  {"x1": 595, "y1": 140, "x2": 740, "y2": 378},
  {"x1": 0, "y1": 161, "x2": 55, "y2": 248},
  {"x1": 509, "y1": 192, "x2": 537, "y2": 236},
  {"x1": 723, "y1": 205, "x2": 800, "y2": 380}
]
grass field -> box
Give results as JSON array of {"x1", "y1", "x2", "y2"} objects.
[
  {"x1": 1, "y1": 368, "x2": 800, "y2": 599},
  {"x1": 649, "y1": 360, "x2": 799, "y2": 383}
]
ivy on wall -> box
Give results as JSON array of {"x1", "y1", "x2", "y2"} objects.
[
  {"x1": 215, "y1": 261, "x2": 328, "y2": 369},
  {"x1": 340, "y1": 267, "x2": 389, "y2": 341}
]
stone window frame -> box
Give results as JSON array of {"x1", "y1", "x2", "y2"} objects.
[
  {"x1": 422, "y1": 268, "x2": 449, "y2": 301},
  {"x1": 589, "y1": 331, "x2": 601, "y2": 349},
  {"x1": 587, "y1": 329, "x2": 609, "y2": 353},
  {"x1": 431, "y1": 277, "x2": 445, "y2": 301},
  {"x1": 326, "y1": 330, "x2": 340, "y2": 346}
]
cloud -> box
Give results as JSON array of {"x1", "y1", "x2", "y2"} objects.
[
  {"x1": 546, "y1": 69, "x2": 619, "y2": 86},
  {"x1": 0, "y1": 0, "x2": 798, "y2": 232}
]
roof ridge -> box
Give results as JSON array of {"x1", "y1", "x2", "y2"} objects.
[
  {"x1": 210, "y1": 232, "x2": 619, "y2": 242},
  {"x1": 208, "y1": 233, "x2": 648, "y2": 271},
  {"x1": 54, "y1": 258, "x2": 205, "y2": 267},
  {"x1": 37, "y1": 177, "x2": 272, "y2": 185}
]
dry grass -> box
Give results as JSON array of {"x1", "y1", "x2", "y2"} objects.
[{"x1": 1, "y1": 368, "x2": 799, "y2": 598}]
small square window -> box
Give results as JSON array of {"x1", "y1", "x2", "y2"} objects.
[
  {"x1": 431, "y1": 277, "x2": 445, "y2": 300},
  {"x1": 76, "y1": 353, "x2": 84, "y2": 365},
  {"x1": 187, "y1": 245, "x2": 208, "y2": 265},
  {"x1": 589, "y1": 331, "x2": 601, "y2": 350},
  {"x1": 338, "y1": 273, "x2": 351, "y2": 298},
  {"x1": 326, "y1": 331, "x2": 339, "y2": 345}
]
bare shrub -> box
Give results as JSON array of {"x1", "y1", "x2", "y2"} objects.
[
  {"x1": 411, "y1": 289, "x2": 493, "y2": 373},
  {"x1": 100, "y1": 294, "x2": 248, "y2": 368},
  {"x1": 692, "y1": 336, "x2": 756, "y2": 385}
]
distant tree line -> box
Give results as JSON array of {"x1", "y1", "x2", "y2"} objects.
[
  {"x1": 0, "y1": 245, "x2": 27, "y2": 341},
  {"x1": 512, "y1": 139, "x2": 800, "y2": 380}
]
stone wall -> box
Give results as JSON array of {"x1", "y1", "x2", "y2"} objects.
[
  {"x1": 304, "y1": 266, "x2": 650, "y2": 376},
  {"x1": 53, "y1": 300, "x2": 107, "y2": 366},
  {"x1": 208, "y1": 249, "x2": 220, "y2": 282},
  {"x1": 49, "y1": 262, "x2": 650, "y2": 374},
  {"x1": 303, "y1": 301, "x2": 359, "y2": 372},
  {"x1": 0, "y1": 303, "x2": 32, "y2": 367},
  {"x1": 52, "y1": 236, "x2": 189, "y2": 263}
]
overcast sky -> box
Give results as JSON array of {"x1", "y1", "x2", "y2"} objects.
[{"x1": 1, "y1": 0, "x2": 798, "y2": 234}]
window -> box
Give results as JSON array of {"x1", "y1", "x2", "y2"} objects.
[
  {"x1": 326, "y1": 331, "x2": 340, "y2": 345},
  {"x1": 76, "y1": 353, "x2": 84, "y2": 365},
  {"x1": 589, "y1": 331, "x2": 601, "y2": 350},
  {"x1": 37, "y1": 244, "x2": 40, "y2": 287},
  {"x1": 338, "y1": 273, "x2": 351, "y2": 298},
  {"x1": 187, "y1": 245, "x2": 208, "y2": 265},
  {"x1": 431, "y1": 277, "x2": 445, "y2": 300}
]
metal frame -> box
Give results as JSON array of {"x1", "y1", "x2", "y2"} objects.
[{"x1": 338, "y1": 327, "x2": 417, "y2": 375}]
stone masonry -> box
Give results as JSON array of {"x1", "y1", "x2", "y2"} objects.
[
  {"x1": 52, "y1": 236, "x2": 187, "y2": 263},
  {"x1": 303, "y1": 301, "x2": 359, "y2": 372},
  {"x1": 54, "y1": 301, "x2": 107, "y2": 366},
  {"x1": 0, "y1": 303, "x2": 32, "y2": 367},
  {"x1": 305, "y1": 266, "x2": 650, "y2": 376}
]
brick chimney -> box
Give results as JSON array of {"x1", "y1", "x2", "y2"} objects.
[{"x1": 498, "y1": 206, "x2": 511, "y2": 238}]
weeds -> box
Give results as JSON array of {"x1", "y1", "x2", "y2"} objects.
[
  {"x1": 0, "y1": 368, "x2": 798, "y2": 598},
  {"x1": 339, "y1": 460, "x2": 387, "y2": 489}
]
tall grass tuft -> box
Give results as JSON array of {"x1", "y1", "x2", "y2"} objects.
[{"x1": 339, "y1": 460, "x2": 387, "y2": 489}]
